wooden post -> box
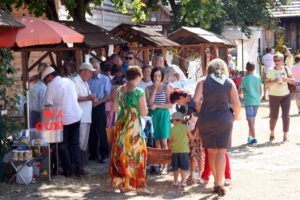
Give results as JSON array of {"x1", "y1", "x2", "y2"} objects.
[
  {"x1": 143, "y1": 49, "x2": 149, "y2": 64},
  {"x1": 55, "y1": 51, "x2": 62, "y2": 69},
  {"x1": 75, "y1": 49, "x2": 82, "y2": 71},
  {"x1": 21, "y1": 50, "x2": 29, "y2": 89},
  {"x1": 200, "y1": 46, "x2": 206, "y2": 76},
  {"x1": 162, "y1": 48, "x2": 167, "y2": 60},
  {"x1": 225, "y1": 47, "x2": 229, "y2": 65}
]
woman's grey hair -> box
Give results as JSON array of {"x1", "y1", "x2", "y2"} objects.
[{"x1": 206, "y1": 58, "x2": 229, "y2": 77}]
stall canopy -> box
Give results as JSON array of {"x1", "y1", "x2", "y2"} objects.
[
  {"x1": 168, "y1": 26, "x2": 235, "y2": 75},
  {"x1": 110, "y1": 23, "x2": 178, "y2": 47},
  {"x1": 110, "y1": 23, "x2": 179, "y2": 64},
  {"x1": 59, "y1": 21, "x2": 126, "y2": 48},
  {"x1": 168, "y1": 26, "x2": 234, "y2": 47}
]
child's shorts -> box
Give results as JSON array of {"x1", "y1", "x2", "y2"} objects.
[
  {"x1": 172, "y1": 153, "x2": 189, "y2": 171},
  {"x1": 245, "y1": 105, "x2": 259, "y2": 120}
]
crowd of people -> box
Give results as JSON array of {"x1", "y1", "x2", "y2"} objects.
[{"x1": 27, "y1": 45, "x2": 300, "y2": 197}]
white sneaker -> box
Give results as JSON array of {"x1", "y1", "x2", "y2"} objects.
[
  {"x1": 161, "y1": 167, "x2": 168, "y2": 175},
  {"x1": 224, "y1": 179, "x2": 232, "y2": 186}
]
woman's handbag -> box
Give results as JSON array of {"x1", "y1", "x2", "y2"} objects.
[{"x1": 284, "y1": 67, "x2": 297, "y2": 94}]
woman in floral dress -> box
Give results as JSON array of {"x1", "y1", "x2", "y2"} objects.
[{"x1": 110, "y1": 66, "x2": 152, "y2": 194}]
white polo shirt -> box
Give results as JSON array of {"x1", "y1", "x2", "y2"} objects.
[
  {"x1": 45, "y1": 76, "x2": 82, "y2": 125},
  {"x1": 72, "y1": 75, "x2": 92, "y2": 123}
]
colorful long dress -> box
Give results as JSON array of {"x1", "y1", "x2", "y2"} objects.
[{"x1": 109, "y1": 87, "x2": 147, "y2": 189}]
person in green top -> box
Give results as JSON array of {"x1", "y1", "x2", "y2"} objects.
[
  {"x1": 239, "y1": 62, "x2": 262, "y2": 145},
  {"x1": 168, "y1": 112, "x2": 194, "y2": 187}
]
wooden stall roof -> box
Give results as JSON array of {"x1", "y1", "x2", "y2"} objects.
[
  {"x1": 60, "y1": 20, "x2": 126, "y2": 48},
  {"x1": 110, "y1": 23, "x2": 179, "y2": 47},
  {"x1": 271, "y1": 0, "x2": 300, "y2": 18},
  {"x1": 168, "y1": 26, "x2": 235, "y2": 47},
  {"x1": 0, "y1": 9, "x2": 24, "y2": 28}
]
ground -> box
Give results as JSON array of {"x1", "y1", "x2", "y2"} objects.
[{"x1": 1, "y1": 100, "x2": 300, "y2": 200}]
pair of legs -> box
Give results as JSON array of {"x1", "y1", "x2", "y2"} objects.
[
  {"x1": 201, "y1": 149, "x2": 231, "y2": 182},
  {"x1": 155, "y1": 139, "x2": 168, "y2": 172},
  {"x1": 174, "y1": 169, "x2": 187, "y2": 186},
  {"x1": 205, "y1": 148, "x2": 227, "y2": 187},
  {"x1": 269, "y1": 94, "x2": 291, "y2": 141},
  {"x1": 189, "y1": 158, "x2": 203, "y2": 180},
  {"x1": 172, "y1": 153, "x2": 189, "y2": 186},
  {"x1": 245, "y1": 106, "x2": 259, "y2": 142}
]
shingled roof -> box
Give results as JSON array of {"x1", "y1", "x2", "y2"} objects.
[
  {"x1": 168, "y1": 26, "x2": 234, "y2": 47},
  {"x1": 272, "y1": 0, "x2": 300, "y2": 18},
  {"x1": 0, "y1": 9, "x2": 24, "y2": 28},
  {"x1": 110, "y1": 24, "x2": 179, "y2": 47},
  {"x1": 59, "y1": 21, "x2": 126, "y2": 48}
]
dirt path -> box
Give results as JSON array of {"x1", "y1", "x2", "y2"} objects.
[{"x1": 1, "y1": 100, "x2": 300, "y2": 200}]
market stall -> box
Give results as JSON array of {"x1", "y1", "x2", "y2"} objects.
[{"x1": 168, "y1": 26, "x2": 235, "y2": 76}]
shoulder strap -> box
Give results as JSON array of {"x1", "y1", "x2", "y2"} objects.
[{"x1": 283, "y1": 66, "x2": 292, "y2": 78}]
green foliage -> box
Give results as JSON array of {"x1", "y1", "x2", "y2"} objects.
[
  {"x1": 0, "y1": 49, "x2": 22, "y2": 160},
  {"x1": 274, "y1": 37, "x2": 287, "y2": 54},
  {"x1": 0, "y1": 0, "x2": 289, "y2": 34}
]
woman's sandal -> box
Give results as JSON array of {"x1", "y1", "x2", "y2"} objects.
[
  {"x1": 136, "y1": 188, "x2": 154, "y2": 195},
  {"x1": 119, "y1": 186, "x2": 134, "y2": 193},
  {"x1": 215, "y1": 186, "x2": 226, "y2": 197}
]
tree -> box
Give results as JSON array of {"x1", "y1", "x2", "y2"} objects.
[{"x1": 0, "y1": 0, "x2": 289, "y2": 35}]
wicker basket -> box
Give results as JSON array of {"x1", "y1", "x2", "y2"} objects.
[{"x1": 147, "y1": 147, "x2": 172, "y2": 165}]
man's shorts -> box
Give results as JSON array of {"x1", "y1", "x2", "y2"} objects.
[
  {"x1": 172, "y1": 153, "x2": 189, "y2": 171},
  {"x1": 245, "y1": 105, "x2": 259, "y2": 120}
]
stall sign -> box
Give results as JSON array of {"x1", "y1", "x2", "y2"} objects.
[{"x1": 35, "y1": 110, "x2": 63, "y2": 131}]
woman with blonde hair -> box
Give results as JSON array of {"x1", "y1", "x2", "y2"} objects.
[
  {"x1": 193, "y1": 58, "x2": 241, "y2": 196},
  {"x1": 265, "y1": 52, "x2": 295, "y2": 142}
]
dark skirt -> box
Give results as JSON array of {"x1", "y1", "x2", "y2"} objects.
[{"x1": 197, "y1": 112, "x2": 233, "y2": 149}]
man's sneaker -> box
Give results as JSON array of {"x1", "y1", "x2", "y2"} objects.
[
  {"x1": 251, "y1": 138, "x2": 257, "y2": 145},
  {"x1": 224, "y1": 179, "x2": 232, "y2": 186},
  {"x1": 247, "y1": 137, "x2": 252, "y2": 144}
]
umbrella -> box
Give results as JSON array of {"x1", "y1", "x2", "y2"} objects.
[{"x1": 0, "y1": 16, "x2": 84, "y2": 48}]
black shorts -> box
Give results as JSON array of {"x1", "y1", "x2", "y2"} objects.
[{"x1": 172, "y1": 153, "x2": 189, "y2": 171}]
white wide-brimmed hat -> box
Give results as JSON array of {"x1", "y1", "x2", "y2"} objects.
[{"x1": 41, "y1": 66, "x2": 55, "y2": 80}]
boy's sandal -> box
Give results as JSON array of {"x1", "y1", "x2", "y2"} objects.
[
  {"x1": 173, "y1": 181, "x2": 179, "y2": 186},
  {"x1": 180, "y1": 181, "x2": 187, "y2": 187},
  {"x1": 269, "y1": 135, "x2": 275, "y2": 142},
  {"x1": 283, "y1": 137, "x2": 289, "y2": 142}
]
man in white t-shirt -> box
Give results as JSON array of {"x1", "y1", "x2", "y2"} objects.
[
  {"x1": 42, "y1": 66, "x2": 84, "y2": 177},
  {"x1": 262, "y1": 48, "x2": 275, "y2": 99},
  {"x1": 72, "y1": 63, "x2": 95, "y2": 167}
]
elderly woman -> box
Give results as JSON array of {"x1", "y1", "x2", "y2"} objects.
[
  {"x1": 193, "y1": 59, "x2": 241, "y2": 196},
  {"x1": 110, "y1": 66, "x2": 152, "y2": 195},
  {"x1": 265, "y1": 52, "x2": 295, "y2": 142}
]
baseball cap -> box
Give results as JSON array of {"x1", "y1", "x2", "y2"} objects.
[
  {"x1": 41, "y1": 66, "x2": 55, "y2": 80},
  {"x1": 80, "y1": 63, "x2": 95, "y2": 71},
  {"x1": 171, "y1": 112, "x2": 185, "y2": 121}
]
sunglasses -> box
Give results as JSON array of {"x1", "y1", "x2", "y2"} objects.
[
  {"x1": 125, "y1": 57, "x2": 133, "y2": 60},
  {"x1": 274, "y1": 59, "x2": 282, "y2": 62}
]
